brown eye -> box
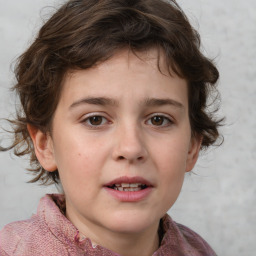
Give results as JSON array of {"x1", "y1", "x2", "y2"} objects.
[
  {"x1": 88, "y1": 116, "x2": 104, "y2": 126},
  {"x1": 146, "y1": 115, "x2": 172, "y2": 127},
  {"x1": 82, "y1": 114, "x2": 109, "y2": 128},
  {"x1": 151, "y1": 116, "x2": 164, "y2": 126}
]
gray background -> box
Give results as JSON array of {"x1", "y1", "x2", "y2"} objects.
[{"x1": 0, "y1": 0, "x2": 255, "y2": 255}]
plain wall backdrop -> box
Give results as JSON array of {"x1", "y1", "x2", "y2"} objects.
[{"x1": 0, "y1": 0, "x2": 255, "y2": 255}]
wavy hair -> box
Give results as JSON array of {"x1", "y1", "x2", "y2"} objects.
[{"x1": 1, "y1": 0, "x2": 223, "y2": 184}]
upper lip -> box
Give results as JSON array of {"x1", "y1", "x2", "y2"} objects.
[{"x1": 104, "y1": 176, "x2": 153, "y2": 187}]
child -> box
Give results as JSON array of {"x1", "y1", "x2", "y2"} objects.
[{"x1": 0, "y1": 0, "x2": 222, "y2": 255}]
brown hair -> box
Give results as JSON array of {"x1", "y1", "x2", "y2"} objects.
[{"x1": 1, "y1": 0, "x2": 223, "y2": 185}]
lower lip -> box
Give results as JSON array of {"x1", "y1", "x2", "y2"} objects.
[{"x1": 104, "y1": 187, "x2": 153, "y2": 202}]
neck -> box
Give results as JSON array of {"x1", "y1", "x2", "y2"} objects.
[
  {"x1": 86, "y1": 226, "x2": 159, "y2": 256},
  {"x1": 70, "y1": 214, "x2": 160, "y2": 256}
]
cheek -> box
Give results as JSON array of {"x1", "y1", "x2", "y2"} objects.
[
  {"x1": 53, "y1": 134, "x2": 111, "y2": 189},
  {"x1": 151, "y1": 135, "x2": 190, "y2": 193},
  {"x1": 56, "y1": 146, "x2": 100, "y2": 202},
  {"x1": 153, "y1": 136, "x2": 190, "y2": 170},
  {"x1": 54, "y1": 132, "x2": 105, "y2": 165}
]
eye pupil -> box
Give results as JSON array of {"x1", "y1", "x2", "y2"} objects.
[
  {"x1": 151, "y1": 116, "x2": 164, "y2": 125},
  {"x1": 89, "y1": 116, "x2": 103, "y2": 125}
]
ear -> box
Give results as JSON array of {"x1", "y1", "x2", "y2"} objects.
[
  {"x1": 185, "y1": 135, "x2": 202, "y2": 173},
  {"x1": 27, "y1": 124, "x2": 57, "y2": 172}
]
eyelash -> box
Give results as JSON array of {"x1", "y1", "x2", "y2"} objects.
[
  {"x1": 81, "y1": 113, "x2": 174, "y2": 128},
  {"x1": 145, "y1": 114, "x2": 173, "y2": 128},
  {"x1": 81, "y1": 113, "x2": 110, "y2": 128}
]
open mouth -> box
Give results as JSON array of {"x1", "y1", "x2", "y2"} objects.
[
  {"x1": 104, "y1": 176, "x2": 153, "y2": 201},
  {"x1": 107, "y1": 183, "x2": 148, "y2": 192}
]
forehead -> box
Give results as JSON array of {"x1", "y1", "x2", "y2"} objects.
[
  {"x1": 59, "y1": 49, "x2": 188, "y2": 109},
  {"x1": 97, "y1": 48, "x2": 166, "y2": 73}
]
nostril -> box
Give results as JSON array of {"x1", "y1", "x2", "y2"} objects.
[{"x1": 117, "y1": 155, "x2": 144, "y2": 161}]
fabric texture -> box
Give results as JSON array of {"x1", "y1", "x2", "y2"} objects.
[{"x1": 0, "y1": 194, "x2": 216, "y2": 256}]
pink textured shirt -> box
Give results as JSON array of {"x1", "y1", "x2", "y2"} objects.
[{"x1": 0, "y1": 194, "x2": 216, "y2": 255}]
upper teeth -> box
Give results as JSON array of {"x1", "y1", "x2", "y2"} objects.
[{"x1": 115, "y1": 183, "x2": 143, "y2": 188}]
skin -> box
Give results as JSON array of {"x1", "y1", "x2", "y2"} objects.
[{"x1": 28, "y1": 49, "x2": 201, "y2": 256}]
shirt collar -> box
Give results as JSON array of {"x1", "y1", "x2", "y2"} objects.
[{"x1": 38, "y1": 194, "x2": 179, "y2": 255}]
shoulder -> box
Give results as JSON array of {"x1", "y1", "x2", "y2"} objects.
[
  {"x1": 175, "y1": 222, "x2": 216, "y2": 255},
  {"x1": 159, "y1": 215, "x2": 217, "y2": 256},
  {"x1": 0, "y1": 194, "x2": 71, "y2": 256},
  {"x1": 0, "y1": 215, "x2": 48, "y2": 255}
]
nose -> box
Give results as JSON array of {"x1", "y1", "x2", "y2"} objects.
[{"x1": 112, "y1": 124, "x2": 148, "y2": 163}]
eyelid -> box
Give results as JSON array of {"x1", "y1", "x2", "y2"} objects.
[
  {"x1": 80, "y1": 112, "x2": 111, "y2": 127},
  {"x1": 147, "y1": 112, "x2": 173, "y2": 120},
  {"x1": 81, "y1": 112, "x2": 106, "y2": 119},
  {"x1": 145, "y1": 113, "x2": 174, "y2": 126}
]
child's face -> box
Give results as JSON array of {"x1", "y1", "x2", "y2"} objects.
[{"x1": 35, "y1": 49, "x2": 201, "y2": 239}]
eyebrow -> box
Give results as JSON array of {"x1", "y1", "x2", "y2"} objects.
[
  {"x1": 69, "y1": 97, "x2": 184, "y2": 110},
  {"x1": 144, "y1": 98, "x2": 184, "y2": 109},
  {"x1": 69, "y1": 97, "x2": 119, "y2": 109}
]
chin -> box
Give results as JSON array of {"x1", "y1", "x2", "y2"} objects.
[{"x1": 105, "y1": 210, "x2": 160, "y2": 234}]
